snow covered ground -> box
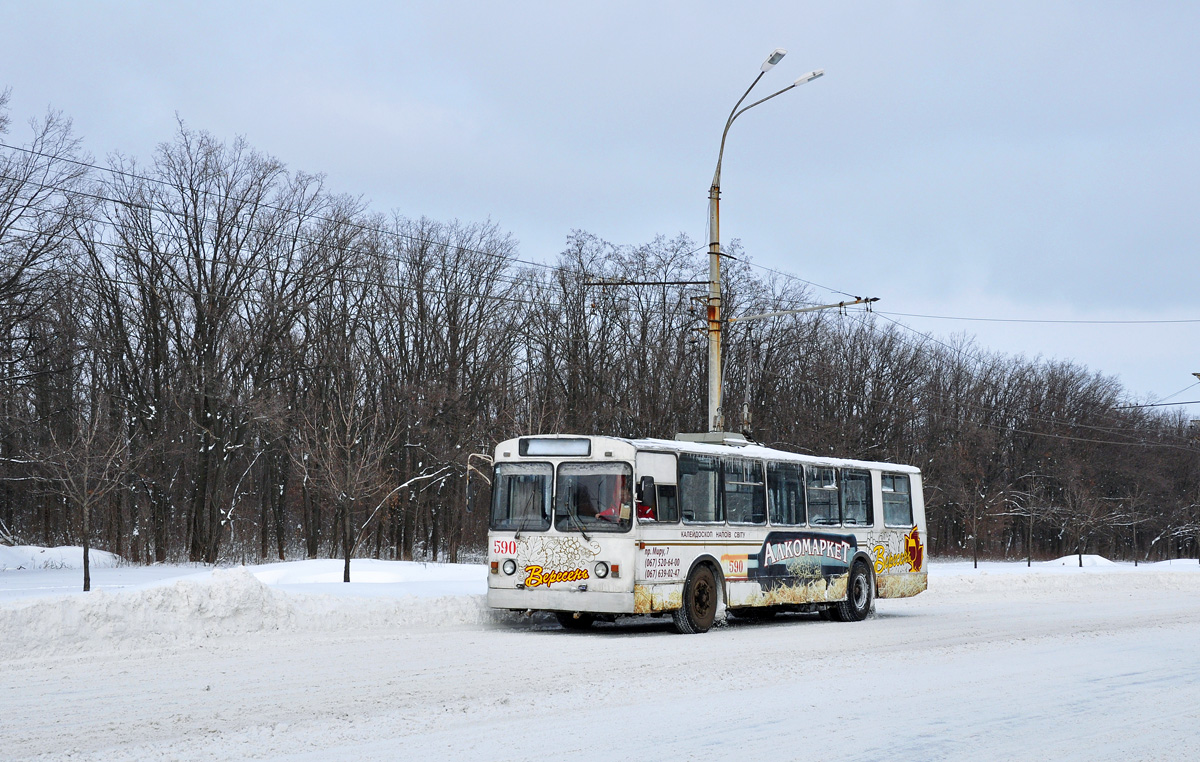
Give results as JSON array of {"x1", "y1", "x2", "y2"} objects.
[
  {"x1": 0, "y1": 544, "x2": 123, "y2": 573},
  {"x1": 2, "y1": 551, "x2": 1199, "y2": 761}
]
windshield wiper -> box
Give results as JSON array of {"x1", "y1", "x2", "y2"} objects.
[
  {"x1": 513, "y1": 491, "x2": 542, "y2": 540},
  {"x1": 559, "y1": 501, "x2": 592, "y2": 542},
  {"x1": 513, "y1": 510, "x2": 534, "y2": 540}
]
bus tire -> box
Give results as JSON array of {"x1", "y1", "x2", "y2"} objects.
[
  {"x1": 555, "y1": 612, "x2": 595, "y2": 630},
  {"x1": 673, "y1": 564, "x2": 718, "y2": 634},
  {"x1": 835, "y1": 561, "x2": 873, "y2": 622}
]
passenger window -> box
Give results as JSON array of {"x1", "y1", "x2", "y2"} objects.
[
  {"x1": 882, "y1": 473, "x2": 914, "y2": 527},
  {"x1": 656, "y1": 484, "x2": 679, "y2": 523},
  {"x1": 841, "y1": 469, "x2": 873, "y2": 526},
  {"x1": 806, "y1": 467, "x2": 840, "y2": 526},
  {"x1": 723, "y1": 458, "x2": 766, "y2": 525},
  {"x1": 767, "y1": 461, "x2": 806, "y2": 526},
  {"x1": 679, "y1": 453, "x2": 722, "y2": 523}
]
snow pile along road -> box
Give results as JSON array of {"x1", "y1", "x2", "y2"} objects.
[
  {"x1": 0, "y1": 558, "x2": 492, "y2": 655},
  {"x1": 0, "y1": 544, "x2": 122, "y2": 571},
  {"x1": 930, "y1": 555, "x2": 1200, "y2": 598}
]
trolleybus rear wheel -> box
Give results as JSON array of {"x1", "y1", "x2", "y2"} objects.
[
  {"x1": 834, "y1": 561, "x2": 873, "y2": 622},
  {"x1": 673, "y1": 565, "x2": 718, "y2": 634}
]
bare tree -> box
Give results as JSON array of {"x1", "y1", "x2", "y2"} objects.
[
  {"x1": 39, "y1": 395, "x2": 130, "y2": 590},
  {"x1": 0, "y1": 93, "x2": 89, "y2": 352},
  {"x1": 6, "y1": 92, "x2": 1200, "y2": 568},
  {"x1": 294, "y1": 363, "x2": 398, "y2": 582}
]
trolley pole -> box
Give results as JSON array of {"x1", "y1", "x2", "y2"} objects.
[{"x1": 704, "y1": 49, "x2": 823, "y2": 432}]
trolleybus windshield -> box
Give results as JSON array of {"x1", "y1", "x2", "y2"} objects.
[
  {"x1": 490, "y1": 462, "x2": 552, "y2": 532},
  {"x1": 554, "y1": 462, "x2": 633, "y2": 533}
]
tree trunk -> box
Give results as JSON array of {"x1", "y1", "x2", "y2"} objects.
[
  {"x1": 82, "y1": 503, "x2": 91, "y2": 592},
  {"x1": 259, "y1": 459, "x2": 271, "y2": 560},
  {"x1": 302, "y1": 479, "x2": 319, "y2": 559},
  {"x1": 1027, "y1": 511, "x2": 1032, "y2": 567},
  {"x1": 274, "y1": 455, "x2": 288, "y2": 561},
  {"x1": 430, "y1": 503, "x2": 441, "y2": 563},
  {"x1": 343, "y1": 500, "x2": 352, "y2": 583},
  {"x1": 151, "y1": 478, "x2": 168, "y2": 564},
  {"x1": 971, "y1": 507, "x2": 978, "y2": 569}
]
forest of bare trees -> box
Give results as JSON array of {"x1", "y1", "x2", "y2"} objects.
[{"x1": 2, "y1": 92, "x2": 1198, "y2": 569}]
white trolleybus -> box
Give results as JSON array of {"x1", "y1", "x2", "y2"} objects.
[{"x1": 486, "y1": 434, "x2": 927, "y2": 633}]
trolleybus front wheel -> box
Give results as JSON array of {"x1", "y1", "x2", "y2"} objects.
[
  {"x1": 834, "y1": 561, "x2": 873, "y2": 622},
  {"x1": 673, "y1": 565, "x2": 718, "y2": 634}
]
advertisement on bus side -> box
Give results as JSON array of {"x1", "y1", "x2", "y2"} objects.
[{"x1": 746, "y1": 531, "x2": 858, "y2": 590}]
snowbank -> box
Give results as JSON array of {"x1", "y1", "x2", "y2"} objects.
[
  {"x1": 1043, "y1": 553, "x2": 1118, "y2": 566},
  {"x1": 0, "y1": 545, "x2": 122, "y2": 571},
  {"x1": 927, "y1": 555, "x2": 1200, "y2": 598},
  {"x1": 0, "y1": 559, "x2": 494, "y2": 656},
  {"x1": 249, "y1": 558, "x2": 487, "y2": 598}
]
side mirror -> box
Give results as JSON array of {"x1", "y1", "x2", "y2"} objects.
[
  {"x1": 638, "y1": 475, "x2": 657, "y2": 508},
  {"x1": 465, "y1": 453, "x2": 493, "y2": 514}
]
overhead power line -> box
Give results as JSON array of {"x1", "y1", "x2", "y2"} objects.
[
  {"x1": 9, "y1": 145, "x2": 1195, "y2": 330},
  {"x1": 1149, "y1": 381, "x2": 1200, "y2": 406},
  {"x1": 0, "y1": 140, "x2": 569, "y2": 276},
  {"x1": 878, "y1": 310, "x2": 1200, "y2": 326},
  {"x1": 739, "y1": 258, "x2": 1200, "y2": 437},
  {"x1": 4, "y1": 139, "x2": 1195, "y2": 448}
]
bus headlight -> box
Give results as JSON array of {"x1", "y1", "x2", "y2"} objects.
[
  {"x1": 594, "y1": 561, "x2": 609, "y2": 579},
  {"x1": 502, "y1": 559, "x2": 517, "y2": 576}
]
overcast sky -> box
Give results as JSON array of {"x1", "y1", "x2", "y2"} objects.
[{"x1": 4, "y1": 1, "x2": 1198, "y2": 416}]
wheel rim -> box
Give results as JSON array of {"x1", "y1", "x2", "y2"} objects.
[
  {"x1": 852, "y1": 573, "x2": 868, "y2": 610},
  {"x1": 694, "y1": 578, "x2": 713, "y2": 618}
]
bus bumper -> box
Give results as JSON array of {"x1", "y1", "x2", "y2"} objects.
[{"x1": 487, "y1": 587, "x2": 636, "y2": 614}]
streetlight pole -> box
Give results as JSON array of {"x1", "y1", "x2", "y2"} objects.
[{"x1": 706, "y1": 49, "x2": 823, "y2": 431}]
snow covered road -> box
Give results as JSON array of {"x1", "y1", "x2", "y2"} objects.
[{"x1": 3, "y1": 561, "x2": 1200, "y2": 761}]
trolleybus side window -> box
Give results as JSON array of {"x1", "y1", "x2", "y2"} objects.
[
  {"x1": 679, "y1": 453, "x2": 722, "y2": 523},
  {"x1": 767, "y1": 461, "x2": 806, "y2": 526},
  {"x1": 807, "y1": 467, "x2": 840, "y2": 526},
  {"x1": 655, "y1": 484, "x2": 680, "y2": 523},
  {"x1": 490, "y1": 462, "x2": 553, "y2": 531},
  {"x1": 555, "y1": 462, "x2": 634, "y2": 533},
  {"x1": 882, "y1": 473, "x2": 914, "y2": 527},
  {"x1": 841, "y1": 469, "x2": 874, "y2": 526},
  {"x1": 724, "y1": 457, "x2": 766, "y2": 525}
]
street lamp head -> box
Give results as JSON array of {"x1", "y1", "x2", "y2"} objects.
[
  {"x1": 794, "y1": 69, "x2": 825, "y2": 86},
  {"x1": 761, "y1": 48, "x2": 787, "y2": 72}
]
